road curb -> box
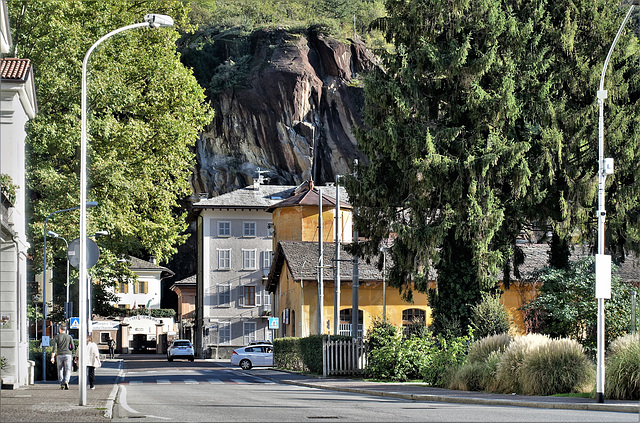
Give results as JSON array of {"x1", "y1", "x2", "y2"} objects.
[
  {"x1": 280, "y1": 380, "x2": 640, "y2": 414},
  {"x1": 104, "y1": 361, "x2": 124, "y2": 419}
]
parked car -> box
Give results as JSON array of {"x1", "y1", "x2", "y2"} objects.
[
  {"x1": 230, "y1": 344, "x2": 273, "y2": 370},
  {"x1": 167, "y1": 339, "x2": 194, "y2": 362}
]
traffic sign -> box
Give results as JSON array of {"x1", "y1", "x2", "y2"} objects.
[
  {"x1": 67, "y1": 237, "x2": 100, "y2": 269},
  {"x1": 268, "y1": 317, "x2": 279, "y2": 330},
  {"x1": 69, "y1": 317, "x2": 80, "y2": 330}
]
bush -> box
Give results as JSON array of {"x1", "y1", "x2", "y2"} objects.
[
  {"x1": 518, "y1": 338, "x2": 594, "y2": 396},
  {"x1": 495, "y1": 333, "x2": 550, "y2": 393},
  {"x1": 470, "y1": 293, "x2": 511, "y2": 339},
  {"x1": 521, "y1": 257, "x2": 635, "y2": 355},
  {"x1": 467, "y1": 333, "x2": 512, "y2": 364},
  {"x1": 605, "y1": 333, "x2": 640, "y2": 400},
  {"x1": 273, "y1": 334, "x2": 352, "y2": 374},
  {"x1": 421, "y1": 331, "x2": 472, "y2": 387}
]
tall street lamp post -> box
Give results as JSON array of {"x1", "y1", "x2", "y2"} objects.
[
  {"x1": 47, "y1": 231, "x2": 70, "y2": 330},
  {"x1": 595, "y1": 0, "x2": 640, "y2": 403},
  {"x1": 79, "y1": 13, "x2": 173, "y2": 406},
  {"x1": 41, "y1": 201, "x2": 97, "y2": 381}
]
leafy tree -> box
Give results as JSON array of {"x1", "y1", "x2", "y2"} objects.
[
  {"x1": 521, "y1": 257, "x2": 636, "y2": 355},
  {"x1": 345, "y1": 0, "x2": 640, "y2": 335},
  {"x1": 8, "y1": 0, "x2": 214, "y2": 279}
]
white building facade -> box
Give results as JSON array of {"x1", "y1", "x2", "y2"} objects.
[
  {"x1": 0, "y1": 0, "x2": 37, "y2": 388},
  {"x1": 110, "y1": 256, "x2": 174, "y2": 311}
]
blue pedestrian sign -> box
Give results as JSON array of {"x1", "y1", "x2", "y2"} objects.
[
  {"x1": 69, "y1": 317, "x2": 80, "y2": 330},
  {"x1": 268, "y1": 317, "x2": 279, "y2": 330}
]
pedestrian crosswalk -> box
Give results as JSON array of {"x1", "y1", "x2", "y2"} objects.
[{"x1": 119, "y1": 376, "x2": 275, "y2": 386}]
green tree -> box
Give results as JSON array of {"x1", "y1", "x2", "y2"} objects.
[
  {"x1": 345, "y1": 0, "x2": 640, "y2": 335},
  {"x1": 8, "y1": 0, "x2": 214, "y2": 277},
  {"x1": 521, "y1": 257, "x2": 635, "y2": 355}
]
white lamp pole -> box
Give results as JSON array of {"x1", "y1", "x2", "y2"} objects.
[
  {"x1": 595, "y1": 1, "x2": 639, "y2": 404},
  {"x1": 79, "y1": 13, "x2": 173, "y2": 406}
]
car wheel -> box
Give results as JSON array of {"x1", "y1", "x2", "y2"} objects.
[
  {"x1": 189, "y1": 357, "x2": 194, "y2": 362},
  {"x1": 239, "y1": 359, "x2": 252, "y2": 370},
  {"x1": 168, "y1": 357, "x2": 173, "y2": 362}
]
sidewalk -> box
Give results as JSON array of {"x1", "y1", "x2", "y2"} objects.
[
  {"x1": 273, "y1": 374, "x2": 640, "y2": 414},
  {"x1": 1, "y1": 359, "x2": 638, "y2": 421},
  {"x1": 0, "y1": 359, "x2": 122, "y2": 422}
]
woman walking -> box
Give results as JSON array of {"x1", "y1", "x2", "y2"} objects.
[{"x1": 86, "y1": 335, "x2": 101, "y2": 389}]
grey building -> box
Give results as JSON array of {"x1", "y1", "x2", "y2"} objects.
[{"x1": 191, "y1": 178, "x2": 297, "y2": 358}]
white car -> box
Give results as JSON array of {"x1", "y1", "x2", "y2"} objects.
[
  {"x1": 167, "y1": 339, "x2": 194, "y2": 362},
  {"x1": 230, "y1": 344, "x2": 273, "y2": 370}
]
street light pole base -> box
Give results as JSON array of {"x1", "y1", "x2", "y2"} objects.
[{"x1": 596, "y1": 392, "x2": 604, "y2": 403}]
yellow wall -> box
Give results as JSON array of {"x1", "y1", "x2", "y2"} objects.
[
  {"x1": 272, "y1": 206, "x2": 351, "y2": 247},
  {"x1": 275, "y1": 268, "x2": 537, "y2": 337},
  {"x1": 275, "y1": 269, "x2": 432, "y2": 337}
]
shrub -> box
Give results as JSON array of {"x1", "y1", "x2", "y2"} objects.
[
  {"x1": 605, "y1": 333, "x2": 640, "y2": 400},
  {"x1": 470, "y1": 293, "x2": 511, "y2": 339},
  {"x1": 518, "y1": 338, "x2": 594, "y2": 396},
  {"x1": 273, "y1": 334, "x2": 352, "y2": 374},
  {"x1": 421, "y1": 331, "x2": 472, "y2": 387},
  {"x1": 467, "y1": 333, "x2": 512, "y2": 364},
  {"x1": 495, "y1": 333, "x2": 550, "y2": 393},
  {"x1": 521, "y1": 257, "x2": 635, "y2": 355}
]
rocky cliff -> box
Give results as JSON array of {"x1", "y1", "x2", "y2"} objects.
[{"x1": 181, "y1": 28, "x2": 377, "y2": 197}]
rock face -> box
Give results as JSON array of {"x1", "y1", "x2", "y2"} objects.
[{"x1": 188, "y1": 29, "x2": 377, "y2": 197}]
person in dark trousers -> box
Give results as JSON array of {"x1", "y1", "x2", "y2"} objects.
[
  {"x1": 108, "y1": 337, "x2": 116, "y2": 359},
  {"x1": 50, "y1": 326, "x2": 75, "y2": 390},
  {"x1": 86, "y1": 335, "x2": 101, "y2": 389}
]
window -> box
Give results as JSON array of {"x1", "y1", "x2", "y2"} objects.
[
  {"x1": 116, "y1": 282, "x2": 128, "y2": 294},
  {"x1": 218, "y1": 249, "x2": 231, "y2": 270},
  {"x1": 243, "y1": 221, "x2": 256, "y2": 237},
  {"x1": 243, "y1": 322, "x2": 256, "y2": 345},
  {"x1": 240, "y1": 285, "x2": 256, "y2": 307},
  {"x1": 402, "y1": 308, "x2": 426, "y2": 325},
  {"x1": 217, "y1": 284, "x2": 231, "y2": 307},
  {"x1": 242, "y1": 249, "x2": 257, "y2": 270},
  {"x1": 218, "y1": 322, "x2": 231, "y2": 344},
  {"x1": 255, "y1": 287, "x2": 262, "y2": 306},
  {"x1": 100, "y1": 333, "x2": 111, "y2": 344},
  {"x1": 263, "y1": 291, "x2": 271, "y2": 307},
  {"x1": 262, "y1": 250, "x2": 273, "y2": 269},
  {"x1": 132, "y1": 281, "x2": 148, "y2": 294},
  {"x1": 218, "y1": 221, "x2": 231, "y2": 237}
]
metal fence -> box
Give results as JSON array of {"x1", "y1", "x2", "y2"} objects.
[{"x1": 322, "y1": 337, "x2": 367, "y2": 377}]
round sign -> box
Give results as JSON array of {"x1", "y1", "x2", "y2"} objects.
[{"x1": 67, "y1": 237, "x2": 100, "y2": 269}]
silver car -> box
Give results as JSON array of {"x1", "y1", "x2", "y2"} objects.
[
  {"x1": 230, "y1": 344, "x2": 273, "y2": 370},
  {"x1": 167, "y1": 339, "x2": 194, "y2": 362}
]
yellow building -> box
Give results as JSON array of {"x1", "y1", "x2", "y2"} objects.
[{"x1": 265, "y1": 182, "x2": 430, "y2": 338}]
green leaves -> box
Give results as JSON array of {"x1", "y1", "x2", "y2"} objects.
[{"x1": 9, "y1": 0, "x2": 213, "y2": 269}]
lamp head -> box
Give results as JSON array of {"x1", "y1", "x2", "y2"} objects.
[
  {"x1": 86, "y1": 201, "x2": 98, "y2": 207},
  {"x1": 47, "y1": 231, "x2": 59, "y2": 238},
  {"x1": 94, "y1": 230, "x2": 109, "y2": 237},
  {"x1": 144, "y1": 14, "x2": 174, "y2": 28}
]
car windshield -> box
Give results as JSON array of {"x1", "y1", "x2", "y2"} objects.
[{"x1": 173, "y1": 341, "x2": 191, "y2": 347}]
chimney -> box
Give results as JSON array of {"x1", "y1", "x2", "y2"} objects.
[
  {"x1": 149, "y1": 256, "x2": 157, "y2": 265},
  {"x1": 253, "y1": 178, "x2": 260, "y2": 191}
]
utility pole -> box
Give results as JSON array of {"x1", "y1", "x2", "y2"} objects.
[
  {"x1": 318, "y1": 188, "x2": 324, "y2": 335},
  {"x1": 334, "y1": 176, "x2": 341, "y2": 336},
  {"x1": 351, "y1": 160, "x2": 359, "y2": 339}
]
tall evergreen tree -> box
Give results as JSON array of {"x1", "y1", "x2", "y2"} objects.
[{"x1": 346, "y1": 0, "x2": 640, "y2": 333}]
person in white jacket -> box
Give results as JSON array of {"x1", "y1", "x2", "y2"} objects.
[{"x1": 86, "y1": 335, "x2": 101, "y2": 389}]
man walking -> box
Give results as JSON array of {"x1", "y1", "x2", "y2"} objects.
[
  {"x1": 108, "y1": 337, "x2": 116, "y2": 359},
  {"x1": 50, "y1": 326, "x2": 75, "y2": 390}
]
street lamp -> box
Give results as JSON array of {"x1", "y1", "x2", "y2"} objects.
[
  {"x1": 42, "y1": 201, "x2": 97, "y2": 381},
  {"x1": 47, "y1": 231, "x2": 70, "y2": 330},
  {"x1": 595, "y1": 0, "x2": 640, "y2": 403},
  {"x1": 79, "y1": 13, "x2": 173, "y2": 406}
]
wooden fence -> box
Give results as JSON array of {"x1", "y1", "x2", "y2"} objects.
[{"x1": 322, "y1": 337, "x2": 367, "y2": 377}]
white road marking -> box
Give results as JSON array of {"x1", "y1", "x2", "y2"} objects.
[
  {"x1": 184, "y1": 379, "x2": 199, "y2": 384},
  {"x1": 156, "y1": 379, "x2": 171, "y2": 384}
]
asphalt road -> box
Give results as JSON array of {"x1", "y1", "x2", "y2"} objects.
[{"x1": 112, "y1": 356, "x2": 638, "y2": 422}]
